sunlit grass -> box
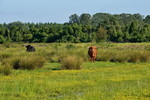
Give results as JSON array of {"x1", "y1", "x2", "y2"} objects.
[
  {"x1": 0, "y1": 62, "x2": 150, "y2": 99},
  {"x1": 0, "y1": 43, "x2": 150, "y2": 99}
]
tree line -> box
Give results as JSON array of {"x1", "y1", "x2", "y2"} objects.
[{"x1": 0, "y1": 13, "x2": 150, "y2": 43}]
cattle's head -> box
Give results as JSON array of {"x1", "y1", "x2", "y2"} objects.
[
  {"x1": 25, "y1": 45, "x2": 31, "y2": 49},
  {"x1": 88, "y1": 46, "x2": 97, "y2": 53}
]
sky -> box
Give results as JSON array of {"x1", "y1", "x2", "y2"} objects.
[{"x1": 0, "y1": 0, "x2": 150, "y2": 23}]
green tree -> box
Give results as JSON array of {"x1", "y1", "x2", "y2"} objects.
[
  {"x1": 0, "y1": 35, "x2": 6, "y2": 43},
  {"x1": 33, "y1": 32, "x2": 48, "y2": 42},
  {"x1": 69, "y1": 14, "x2": 80, "y2": 24},
  {"x1": 123, "y1": 32, "x2": 130, "y2": 42},
  {"x1": 129, "y1": 20, "x2": 139, "y2": 33},
  {"x1": 14, "y1": 31, "x2": 23, "y2": 42},
  {"x1": 92, "y1": 13, "x2": 112, "y2": 27},
  {"x1": 61, "y1": 35, "x2": 76, "y2": 43},
  {"x1": 80, "y1": 13, "x2": 91, "y2": 25},
  {"x1": 144, "y1": 15, "x2": 150, "y2": 24},
  {"x1": 95, "y1": 27, "x2": 108, "y2": 42},
  {"x1": 23, "y1": 34, "x2": 33, "y2": 42}
]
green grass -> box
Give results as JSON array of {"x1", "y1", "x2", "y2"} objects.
[
  {"x1": 0, "y1": 42, "x2": 150, "y2": 100},
  {"x1": 0, "y1": 62, "x2": 150, "y2": 100}
]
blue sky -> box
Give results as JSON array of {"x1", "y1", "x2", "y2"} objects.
[{"x1": 0, "y1": 0, "x2": 149, "y2": 23}]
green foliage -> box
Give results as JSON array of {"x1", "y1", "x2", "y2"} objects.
[
  {"x1": 129, "y1": 20, "x2": 139, "y2": 33},
  {"x1": 23, "y1": 34, "x2": 33, "y2": 42},
  {"x1": 69, "y1": 14, "x2": 80, "y2": 24},
  {"x1": 0, "y1": 35, "x2": 6, "y2": 44},
  {"x1": 80, "y1": 13, "x2": 91, "y2": 25},
  {"x1": 0, "y1": 13, "x2": 150, "y2": 43},
  {"x1": 95, "y1": 27, "x2": 108, "y2": 42},
  {"x1": 92, "y1": 13, "x2": 112, "y2": 27},
  {"x1": 144, "y1": 15, "x2": 150, "y2": 24}
]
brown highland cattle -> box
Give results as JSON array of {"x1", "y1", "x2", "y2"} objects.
[{"x1": 88, "y1": 46, "x2": 97, "y2": 62}]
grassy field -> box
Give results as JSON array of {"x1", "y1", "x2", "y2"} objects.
[{"x1": 0, "y1": 42, "x2": 150, "y2": 100}]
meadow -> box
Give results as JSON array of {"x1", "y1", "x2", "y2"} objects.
[{"x1": 0, "y1": 42, "x2": 150, "y2": 100}]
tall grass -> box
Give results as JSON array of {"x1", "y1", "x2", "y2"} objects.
[
  {"x1": 110, "y1": 50, "x2": 129, "y2": 63},
  {"x1": 23, "y1": 43, "x2": 150, "y2": 64},
  {"x1": 2, "y1": 55, "x2": 46, "y2": 70},
  {"x1": 0, "y1": 52, "x2": 13, "y2": 61},
  {"x1": 0, "y1": 43, "x2": 149, "y2": 69},
  {"x1": 97, "y1": 50, "x2": 113, "y2": 61},
  {"x1": 97, "y1": 49, "x2": 150, "y2": 63},
  {"x1": 128, "y1": 51, "x2": 150, "y2": 63},
  {"x1": 0, "y1": 64, "x2": 12, "y2": 75},
  {"x1": 60, "y1": 55, "x2": 83, "y2": 70}
]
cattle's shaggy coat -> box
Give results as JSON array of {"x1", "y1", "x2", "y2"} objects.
[
  {"x1": 88, "y1": 46, "x2": 97, "y2": 62},
  {"x1": 25, "y1": 45, "x2": 36, "y2": 52}
]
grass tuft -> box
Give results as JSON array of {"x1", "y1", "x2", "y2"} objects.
[
  {"x1": 0, "y1": 64, "x2": 12, "y2": 75},
  {"x1": 0, "y1": 52, "x2": 13, "y2": 61},
  {"x1": 2, "y1": 56, "x2": 46, "y2": 70},
  {"x1": 60, "y1": 55, "x2": 83, "y2": 70}
]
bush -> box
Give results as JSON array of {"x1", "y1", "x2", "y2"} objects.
[
  {"x1": 0, "y1": 65, "x2": 12, "y2": 75},
  {"x1": 60, "y1": 56, "x2": 83, "y2": 70},
  {"x1": 2, "y1": 56, "x2": 46, "y2": 70}
]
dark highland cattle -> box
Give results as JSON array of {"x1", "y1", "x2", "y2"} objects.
[
  {"x1": 25, "y1": 45, "x2": 35, "y2": 52},
  {"x1": 88, "y1": 46, "x2": 97, "y2": 62}
]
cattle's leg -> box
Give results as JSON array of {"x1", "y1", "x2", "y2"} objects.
[
  {"x1": 90, "y1": 57, "x2": 94, "y2": 62},
  {"x1": 94, "y1": 57, "x2": 96, "y2": 62},
  {"x1": 89, "y1": 58, "x2": 92, "y2": 62},
  {"x1": 89, "y1": 57, "x2": 92, "y2": 62},
  {"x1": 92, "y1": 57, "x2": 96, "y2": 62}
]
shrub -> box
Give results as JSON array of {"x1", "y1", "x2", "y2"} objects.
[
  {"x1": 0, "y1": 65, "x2": 12, "y2": 75},
  {"x1": 60, "y1": 56, "x2": 83, "y2": 70},
  {"x1": 2, "y1": 56, "x2": 46, "y2": 70}
]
